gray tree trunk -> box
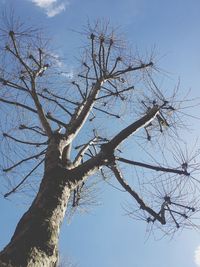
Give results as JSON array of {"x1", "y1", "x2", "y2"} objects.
[{"x1": 0, "y1": 135, "x2": 73, "y2": 267}]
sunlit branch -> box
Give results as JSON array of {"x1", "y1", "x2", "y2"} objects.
[
  {"x1": 68, "y1": 79, "x2": 104, "y2": 138},
  {"x1": 3, "y1": 149, "x2": 46, "y2": 172},
  {"x1": 30, "y1": 80, "x2": 53, "y2": 137},
  {"x1": 116, "y1": 157, "x2": 190, "y2": 176},
  {"x1": 73, "y1": 137, "x2": 97, "y2": 167},
  {"x1": 102, "y1": 105, "x2": 159, "y2": 151},
  {"x1": 4, "y1": 159, "x2": 45, "y2": 198}
]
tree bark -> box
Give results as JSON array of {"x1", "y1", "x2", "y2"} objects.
[
  {"x1": 0, "y1": 135, "x2": 73, "y2": 267},
  {"x1": 0, "y1": 108, "x2": 162, "y2": 266}
]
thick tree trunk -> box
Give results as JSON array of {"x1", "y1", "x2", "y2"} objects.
[{"x1": 0, "y1": 135, "x2": 73, "y2": 267}]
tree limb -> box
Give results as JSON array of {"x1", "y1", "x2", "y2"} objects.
[
  {"x1": 30, "y1": 80, "x2": 53, "y2": 137},
  {"x1": 3, "y1": 133, "x2": 47, "y2": 146},
  {"x1": 38, "y1": 92, "x2": 73, "y2": 116},
  {"x1": 116, "y1": 157, "x2": 190, "y2": 176},
  {"x1": 102, "y1": 105, "x2": 159, "y2": 152},
  {"x1": 73, "y1": 137, "x2": 97, "y2": 167},
  {"x1": 0, "y1": 97, "x2": 67, "y2": 127},
  {"x1": 3, "y1": 149, "x2": 46, "y2": 172},
  {"x1": 112, "y1": 62, "x2": 153, "y2": 76},
  {"x1": 109, "y1": 163, "x2": 166, "y2": 224},
  {"x1": 68, "y1": 80, "x2": 104, "y2": 138},
  {"x1": 4, "y1": 159, "x2": 45, "y2": 198}
]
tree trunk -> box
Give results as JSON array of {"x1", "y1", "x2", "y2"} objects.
[{"x1": 0, "y1": 135, "x2": 73, "y2": 267}]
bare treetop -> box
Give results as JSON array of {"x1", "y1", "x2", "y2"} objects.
[{"x1": 0, "y1": 19, "x2": 200, "y2": 240}]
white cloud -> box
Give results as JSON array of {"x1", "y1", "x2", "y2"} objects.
[
  {"x1": 32, "y1": 0, "x2": 57, "y2": 8},
  {"x1": 194, "y1": 246, "x2": 200, "y2": 266},
  {"x1": 50, "y1": 52, "x2": 74, "y2": 79},
  {"x1": 31, "y1": 0, "x2": 68, "y2": 17},
  {"x1": 46, "y1": 3, "x2": 66, "y2": 17}
]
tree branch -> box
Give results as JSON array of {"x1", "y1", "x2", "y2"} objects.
[
  {"x1": 0, "y1": 97, "x2": 67, "y2": 127},
  {"x1": 19, "y1": 124, "x2": 47, "y2": 136},
  {"x1": 3, "y1": 133, "x2": 47, "y2": 146},
  {"x1": 7, "y1": 31, "x2": 32, "y2": 76},
  {"x1": 93, "y1": 106, "x2": 120, "y2": 118},
  {"x1": 42, "y1": 88, "x2": 79, "y2": 106},
  {"x1": 0, "y1": 77, "x2": 28, "y2": 93},
  {"x1": 4, "y1": 159, "x2": 45, "y2": 198},
  {"x1": 68, "y1": 80, "x2": 104, "y2": 138},
  {"x1": 102, "y1": 105, "x2": 159, "y2": 152},
  {"x1": 3, "y1": 149, "x2": 46, "y2": 172},
  {"x1": 0, "y1": 97, "x2": 37, "y2": 113},
  {"x1": 30, "y1": 80, "x2": 53, "y2": 137},
  {"x1": 112, "y1": 62, "x2": 153, "y2": 76},
  {"x1": 109, "y1": 163, "x2": 166, "y2": 224},
  {"x1": 116, "y1": 157, "x2": 190, "y2": 176},
  {"x1": 38, "y1": 93, "x2": 73, "y2": 116},
  {"x1": 73, "y1": 137, "x2": 97, "y2": 167}
]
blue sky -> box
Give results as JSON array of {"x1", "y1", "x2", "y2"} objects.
[{"x1": 0, "y1": 0, "x2": 200, "y2": 267}]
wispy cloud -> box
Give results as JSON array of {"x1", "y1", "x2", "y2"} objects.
[
  {"x1": 51, "y1": 52, "x2": 74, "y2": 79},
  {"x1": 195, "y1": 246, "x2": 200, "y2": 266},
  {"x1": 31, "y1": 0, "x2": 69, "y2": 17}
]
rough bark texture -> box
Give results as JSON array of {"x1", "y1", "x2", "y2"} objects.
[{"x1": 0, "y1": 135, "x2": 72, "y2": 267}]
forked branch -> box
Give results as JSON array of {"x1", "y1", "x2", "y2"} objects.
[{"x1": 73, "y1": 137, "x2": 97, "y2": 167}]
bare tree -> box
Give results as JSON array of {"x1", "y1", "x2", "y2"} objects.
[{"x1": 0, "y1": 17, "x2": 199, "y2": 267}]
